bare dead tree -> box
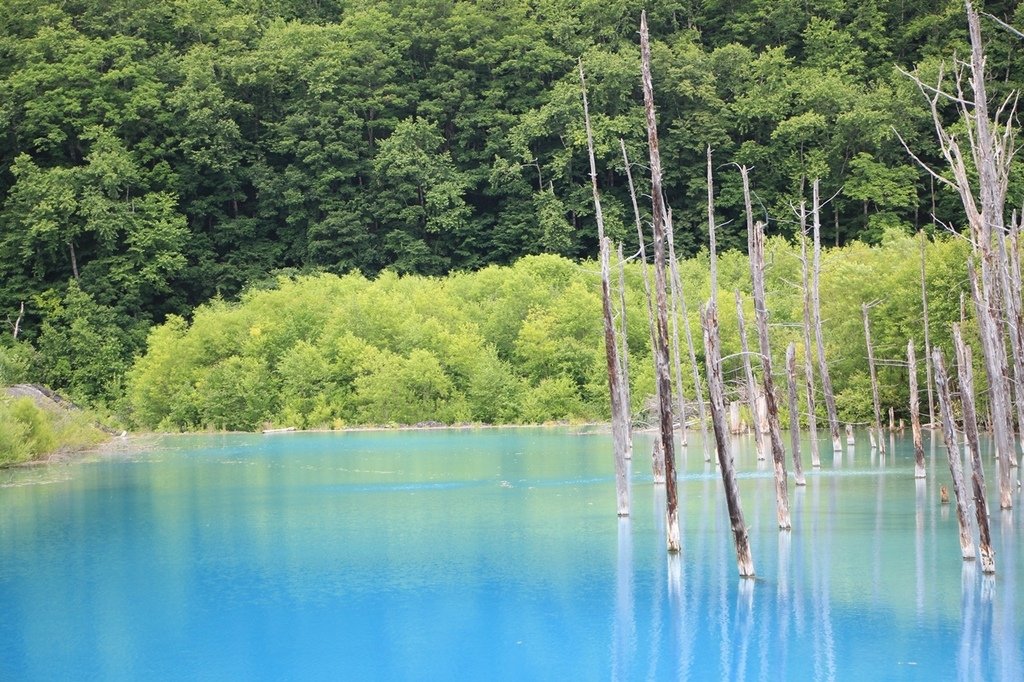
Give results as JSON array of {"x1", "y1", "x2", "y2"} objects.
[
  {"x1": 934, "y1": 348, "x2": 977, "y2": 561},
  {"x1": 862, "y1": 303, "x2": 886, "y2": 454},
  {"x1": 798, "y1": 202, "x2": 821, "y2": 467},
  {"x1": 900, "y1": 0, "x2": 1018, "y2": 508},
  {"x1": 954, "y1": 325, "x2": 995, "y2": 573},
  {"x1": 735, "y1": 291, "x2": 766, "y2": 459},
  {"x1": 996, "y1": 225, "x2": 1024, "y2": 458},
  {"x1": 580, "y1": 59, "x2": 629, "y2": 516},
  {"x1": 666, "y1": 211, "x2": 690, "y2": 448},
  {"x1": 908, "y1": 339, "x2": 927, "y2": 479},
  {"x1": 786, "y1": 343, "x2": 806, "y2": 486},
  {"x1": 811, "y1": 179, "x2": 843, "y2": 452},
  {"x1": 12, "y1": 302, "x2": 24, "y2": 340},
  {"x1": 702, "y1": 302, "x2": 756, "y2": 577},
  {"x1": 640, "y1": 11, "x2": 679, "y2": 550},
  {"x1": 920, "y1": 233, "x2": 936, "y2": 427},
  {"x1": 617, "y1": 242, "x2": 634, "y2": 453}
]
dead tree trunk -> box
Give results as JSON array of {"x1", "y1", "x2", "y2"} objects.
[
  {"x1": 640, "y1": 11, "x2": 679, "y2": 550},
  {"x1": 617, "y1": 242, "x2": 634, "y2": 454},
  {"x1": 12, "y1": 301, "x2": 24, "y2": 340},
  {"x1": 908, "y1": 338, "x2": 927, "y2": 478},
  {"x1": 933, "y1": 348, "x2": 977, "y2": 561},
  {"x1": 799, "y1": 206, "x2": 821, "y2": 467},
  {"x1": 580, "y1": 60, "x2": 630, "y2": 517},
  {"x1": 920, "y1": 233, "x2": 936, "y2": 427},
  {"x1": 735, "y1": 291, "x2": 766, "y2": 460},
  {"x1": 862, "y1": 303, "x2": 886, "y2": 454},
  {"x1": 667, "y1": 213, "x2": 711, "y2": 461},
  {"x1": 954, "y1": 325, "x2": 995, "y2": 573},
  {"x1": 620, "y1": 140, "x2": 663, "y2": 481},
  {"x1": 811, "y1": 179, "x2": 842, "y2": 451},
  {"x1": 786, "y1": 343, "x2": 806, "y2": 486},
  {"x1": 666, "y1": 212, "x2": 689, "y2": 447},
  {"x1": 745, "y1": 192, "x2": 791, "y2": 529},
  {"x1": 997, "y1": 225, "x2": 1024, "y2": 461},
  {"x1": 702, "y1": 302, "x2": 755, "y2": 577}
]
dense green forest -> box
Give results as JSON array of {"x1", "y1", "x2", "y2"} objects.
[{"x1": 0, "y1": 0, "x2": 1021, "y2": 429}]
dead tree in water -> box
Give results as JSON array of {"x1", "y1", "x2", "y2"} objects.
[
  {"x1": 640, "y1": 11, "x2": 679, "y2": 550},
  {"x1": 811, "y1": 180, "x2": 843, "y2": 451},
  {"x1": 908, "y1": 339, "x2": 927, "y2": 478},
  {"x1": 786, "y1": 343, "x2": 806, "y2": 486},
  {"x1": 920, "y1": 234, "x2": 936, "y2": 427},
  {"x1": 620, "y1": 141, "x2": 662, "y2": 479},
  {"x1": 933, "y1": 348, "x2": 977, "y2": 561},
  {"x1": 954, "y1": 325, "x2": 995, "y2": 573},
  {"x1": 902, "y1": 0, "x2": 1017, "y2": 507},
  {"x1": 798, "y1": 203, "x2": 821, "y2": 467},
  {"x1": 666, "y1": 211, "x2": 689, "y2": 448},
  {"x1": 580, "y1": 60, "x2": 629, "y2": 516},
  {"x1": 997, "y1": 221, "x2": 1024, "y2": 459},
  {"x1": 617, "y1": 242, "x2": 634, "y2": 453},
  {"x1": 735, "y1": 292, "x2": 765, "y2": 459},
  {"x1": 862, "y1": 303, "x2": 886, "y2": 454},
  {"x1": 702, "y1": 302, "x2": 756, "y2": 577},
  {"x1": 742, "y1": 168, "x2": 791, "y2": 528}
]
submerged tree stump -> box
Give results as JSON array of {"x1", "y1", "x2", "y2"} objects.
[{"x1": 933, "y1": 348, "x2": 976, "y2": 561}]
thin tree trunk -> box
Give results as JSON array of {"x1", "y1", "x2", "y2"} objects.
[
  {"x1": 920, "y1": 233, "x2": 936, "y2": 427},
  {"x1": 933, "y1": 348, "x2": 977, "y2": 561},
  {"x1": 68, "y1": 242, "x2": 80, "y2": 281},
  {"x1": 640, "y1": 11, "x2": 679, "y2": 551},
  {"x1": 745, "y1": 186, "x2": 791, "y2": 529},
  {"x1": 1010, "y1": 213, "x2": 1024, "y2": 456},
  {"x1": 617, "y1": 242, "x2": 634, "y2": 455},
  {"x1": 735, "y1": 291, "x2": 766, "y2": 460},
  {"x1": 799, "y1": 204, "x2": 821, "y2": 467},
  {"x1": 620, "y1": 140, "x2": 663, "y2": 481},
  {"x1": 667, "y1": 212, "x2": 711, "y2": 461},
  {"x1": 666, "y1": 212, "x2": 689, "y2": 447},
  {"x1": 786, "y1": 343, "x2": 806, "y2": 486},
  {"x1": 12, "y1": 302, "x2": 24, "y2": 340},
  {"x1": 954, "y1": 325, "x2": 995, "y2": 573},
  {"x1": 702, "y1": 302, "x2": 755, "y2": 577},
  {"x1": 580, "y1": 60, "x2": 629, "y2": 516},
  {"x1": 996, "y1": 226, "x2": 1024, "y2": 463},
  {"x1": 812, "y1": 179, "x2": 842, "y2": 451},
  {"x1": 908, "y1": 339, "x2": 927, "y2": 478},
  {"x1": 862, "y1": 303, "x2": 886, "y2": 454}
]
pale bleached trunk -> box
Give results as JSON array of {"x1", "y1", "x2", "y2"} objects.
[
  {"x1": 996, "y1": 227, "x2": 1024, "y2": 464},
  {"x1": 640, "y1": 12, "x2": 679, "y2": 551},
  {"x1": 745, "y1": 189, "x2": 791, "y2": 529},
  {"x1": 666, "y1": 212, "x2": 689, "y2": 447},
  {"x1": 920, "y1": 233, "x2": 936, "y2": 428},
  {"x1": 799, "y1": 207, "x2": 821, "y2": 467},
  {"x1": 12, "y1": 301, "x2": 24, "y2": 340},
  {"x1": 580, "y1": 60, "x2": 629, "y2": 516},
  {"x1": 812, "y1": 179, "x2": 842, "y2": 451},
  {"x1": 786, "y1": 343, "x2": 806, "y2": 486},
  {"x1": 954, "y1": 325, "x2": 995, "y2": 573},
  {"x1": 862, "y1": 304, "x2": 886, "y2": 454},
  {"x1": 933, "y1": 348, "x2": 977, "y2": 560},
  {"x1": 735, "y1": 291, "x2": 766, "y2": 460},
  {"x1": 702, "y1": 302, "x2": 755, "y2": 577},
  {"x1": 908, "y1": 339, "x2": 927, "y2": 478},
  {"x1": 617, "y1": 242, "x2": 634, "y2": 456},
  {"x1": 620, "y1": 140, "x2": 663, "y2": 481},
  {"x1": 846, "y1": 423, "x2": 855, "y2": 445}
]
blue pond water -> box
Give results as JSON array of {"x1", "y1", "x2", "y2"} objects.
[{"x1": 1, "y1": 427, "x2": 1021, "y2": 680}]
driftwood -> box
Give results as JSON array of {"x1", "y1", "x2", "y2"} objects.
[
  {"x1": 954, "y1": 325, "x2": 995, "y2": 573},
  {"x1": 862, "y1": 303, "x2": 885, "y2": 454},
  {"x1": 735, "y1": 292, "x2": 766, "y2": 460},
  {"x1": 620, "y1": 140, "x2": 663, "y2": 480},
  {"x1": 908, "y1": 339, "x2": 926, "y2": 478},
  {"x1": 933, "y1": 348, "x2": 977, "y2": 561},
  {"x1": 640, "y1": 11, "x2": 679, "y2": 550},
  {"x1": 799, "y1": 205, "x2": 821, "y2": 467},
  {"x1": 580, "y1": 60, "x2": 630, "y2": 516},
  {"x1": 811, "y1": 179, "x2": 842, "y2": 451},
  {"x1": 786, "y1": 343, "x2": 806, "y2": 485},
  {"x1": 702, "y1": 303, "x2": 755, "y2": 577}
]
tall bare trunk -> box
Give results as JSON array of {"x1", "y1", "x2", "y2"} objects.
[
  {"x1": 620, "y1": 140, "x2": 663, "y2": 480},
  {"x1": 580, "y1": 60, "x2": 629, "y2": 516},
  {"x1": 786, "y1": 343, "x2": 806, "y2": 486},
  {"x1": 735, "y1": 291, "x2": 766, "y2": 460},
  {"x1": 996, "y1": 226, "x2": 1024, "y2": 461},
  {"x1": 640, "y1": 12, "x2": 679, "y2": 550},
  {"x1": 702, "y1": 303, "x2": 755, "y2": 577},
  {"x1": 666, "y1": 213, "x2": 689, "y2": 447},
  {"x1": 799, "y1": 206, "x2": 821, "y2": 467},
  {"x1": 954, "y1": 325, "x2": 995, "y2": 573},
  {"x1": 811, "y1": 180, "x2": 842, "y2": 451},
  {"x1": 908, "y1": 339, "x2": 927, "y2": 478},
  {"x1": 933, "y1": 348, "x2": 977, "y2": 560},
  {"x1": 920, "y1": 233, "x2": 936, "y2": 427},
  {"x1": 862, "y1": 304, "x2": 886, "y2": 454},
  {"x1": 617, "y1": 242, "x2": 634, "y2": 455}
]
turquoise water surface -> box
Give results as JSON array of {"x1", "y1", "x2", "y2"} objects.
[{"x1": 1, "y1": 427, "x2": 1021, "y2": 680}]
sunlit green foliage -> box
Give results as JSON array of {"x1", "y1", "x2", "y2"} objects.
[{"x1": 0, "y1": 397, "x2": 106, "y2": 466}]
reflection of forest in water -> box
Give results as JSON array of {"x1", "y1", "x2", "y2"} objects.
[{"x1": 0, "y1": 428, "x2": 1020, "y2": 679}]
